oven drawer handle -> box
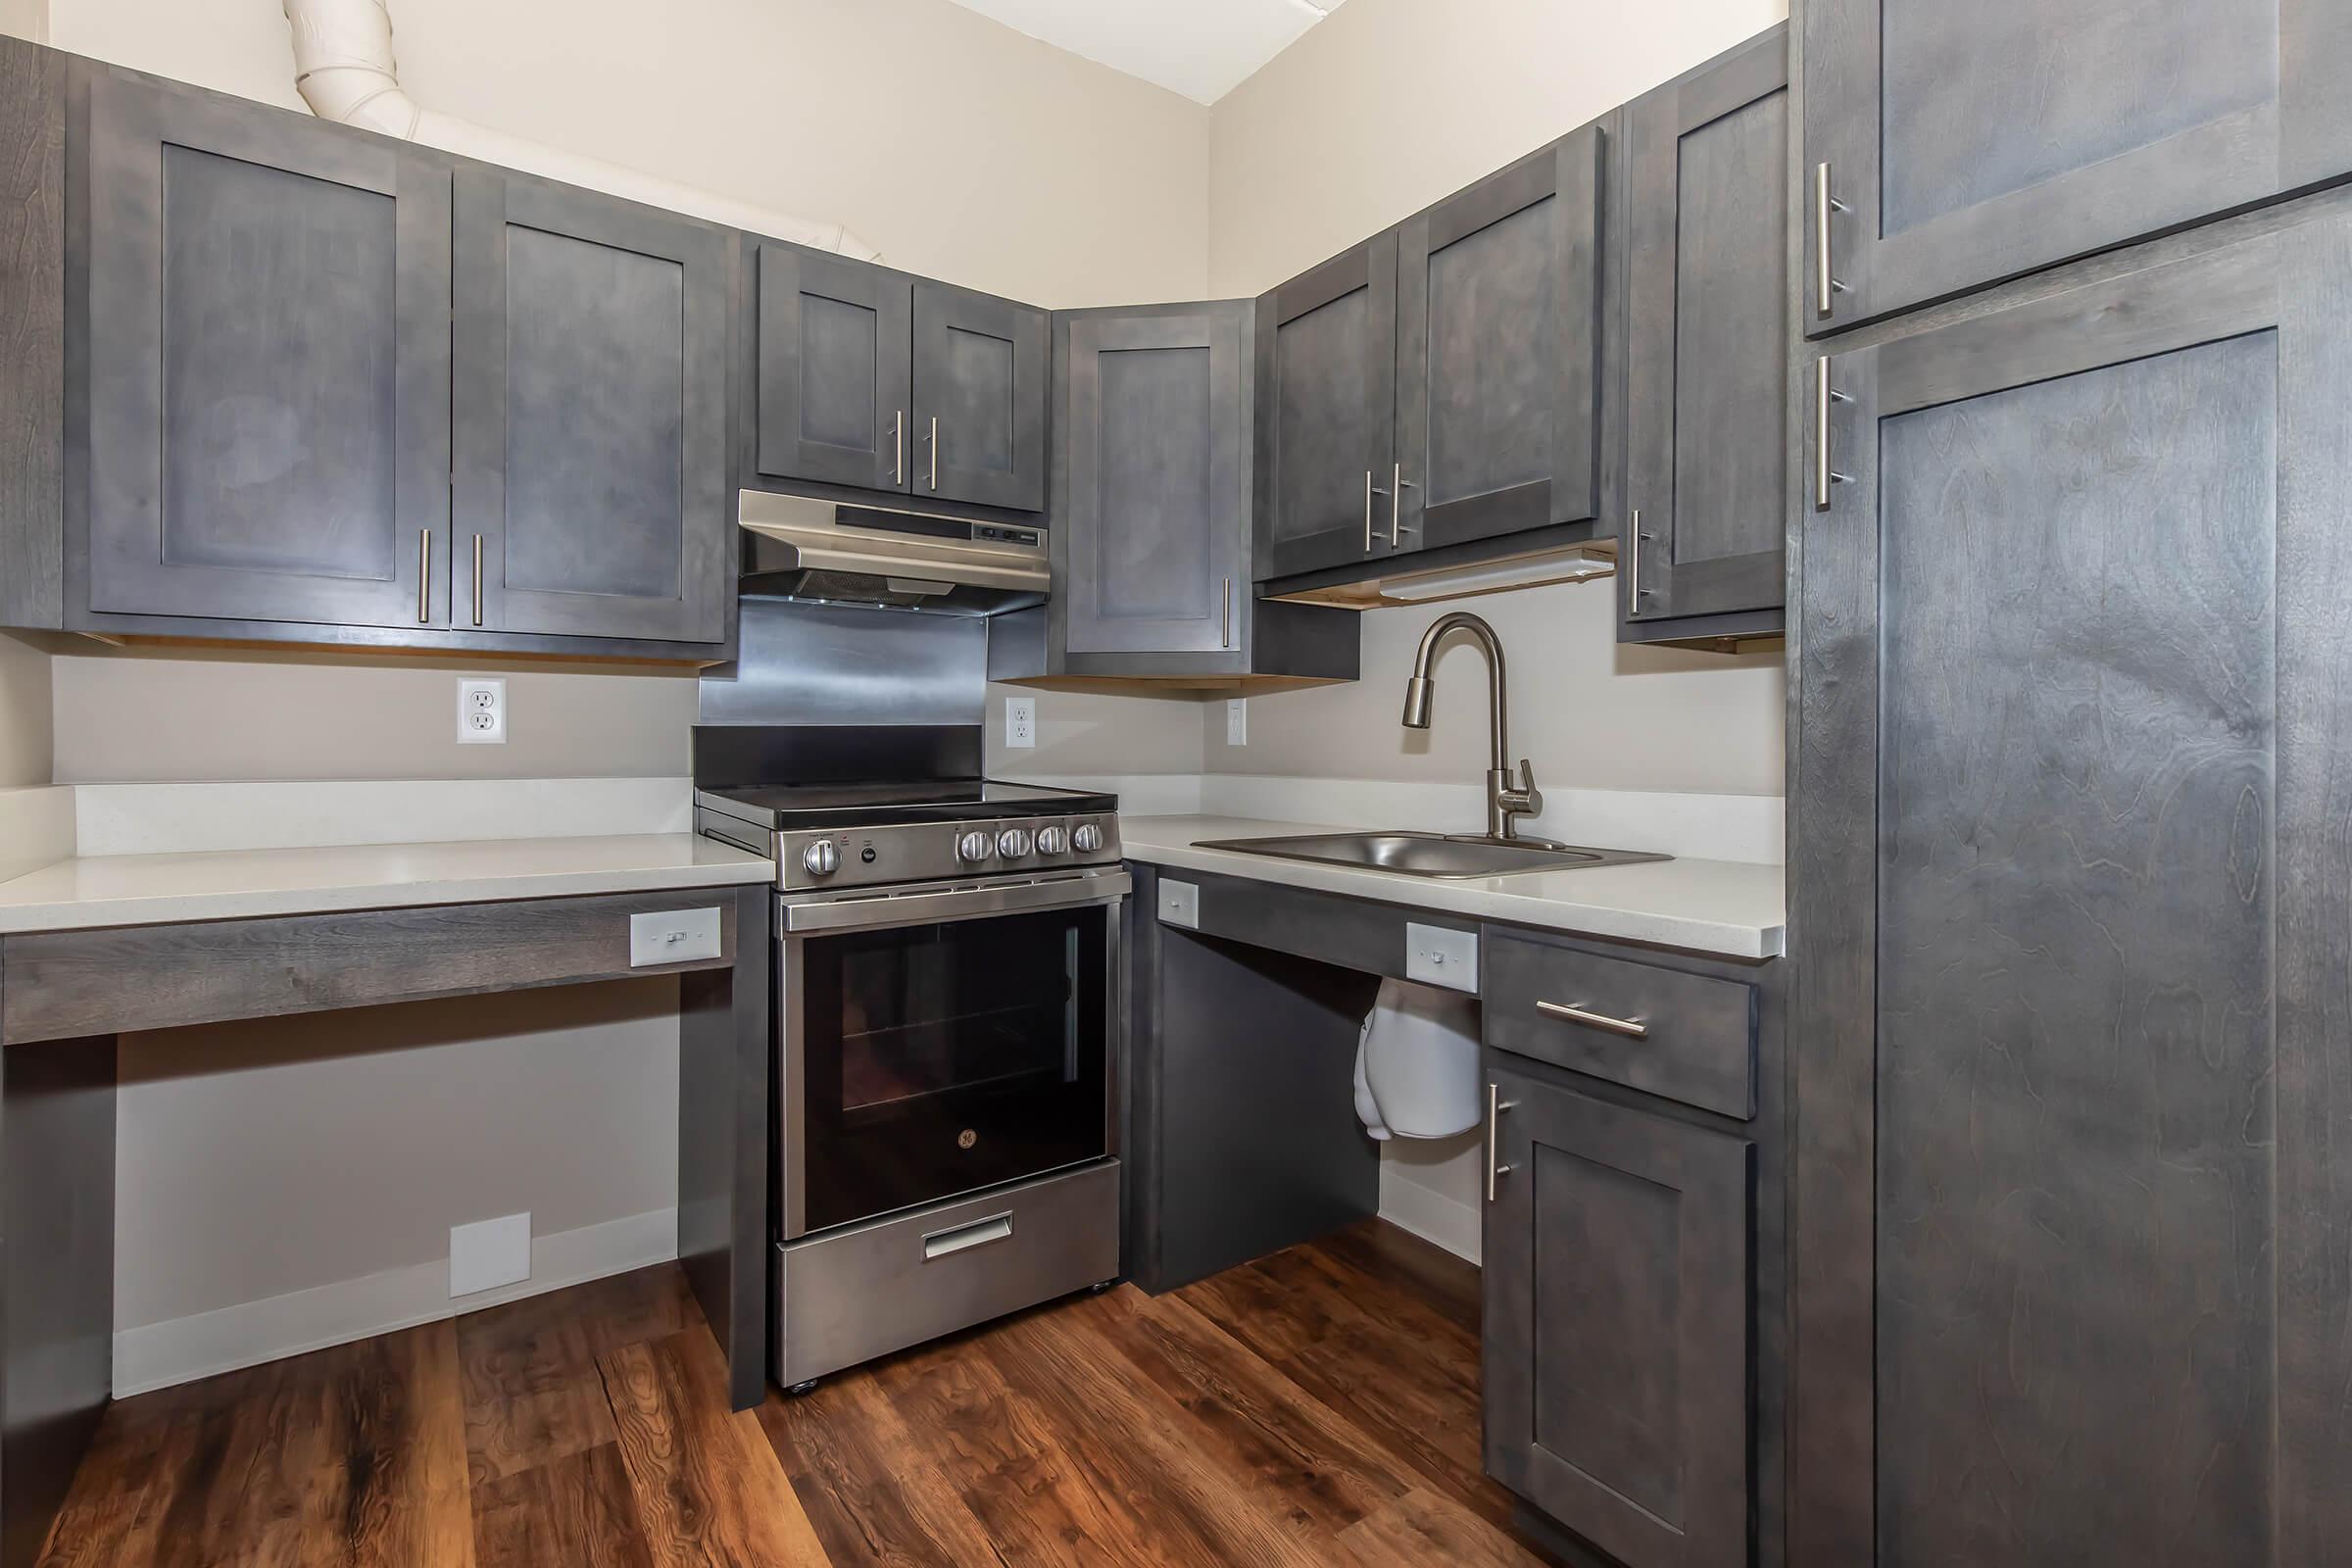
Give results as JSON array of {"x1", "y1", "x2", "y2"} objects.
[
  {"x1": 922, "y1": 1212, "x2": 1014, "y2": 1260},
  {"x1": 783, "y1": 869, "x2": 1132, "y2": 932}
]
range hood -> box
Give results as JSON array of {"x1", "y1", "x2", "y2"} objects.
[{"x1": 737, "y1": 490, "x2": 1050, "y2": 616}]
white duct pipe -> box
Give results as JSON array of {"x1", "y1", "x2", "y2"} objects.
[{"x1": 281, "y1": 0, "x2": 881, "y2": 260}]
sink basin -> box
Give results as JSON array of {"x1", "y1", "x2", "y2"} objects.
[{"x1": 1189, "y1": 830, "x2": 1670, "y2": 880}]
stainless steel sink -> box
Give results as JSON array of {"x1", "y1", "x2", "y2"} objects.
[{"x1": 1190, "y1": 830, "x2": 1669, "y2": 880}]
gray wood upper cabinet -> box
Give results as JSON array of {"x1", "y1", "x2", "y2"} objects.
[
  {"x1": 1622, "y1": 25, "x2": 1788, "y2": 642},
  {"x1": 751, "y1": 241, "x2": 912, "y2": 494},
  {"x1": 1792, "y1": 194, "x2": 2352, "y2": 1565},
  {"x1": 77, "y1": 65, "x2": 452, "y2": 631},
  {"x1": 1252, "y1": 232, "x2": 1397, "y2": 581},
  {"x1": 1058, "y1": 303, "x2": 1250, "y2": 659},
  {"x1": 452, "y1": 170, "x2": 732, "y2": 645},
  {"x1": 912, "y1": 280, "x2": 1048, "y2": 513},
  {"x1": 746, "y1": 252, "x2": 1047, "y2": 513},
  {"x1": 1396, "y1": 125, "x2": 1605, "y2": 555},
  {"x1": 1802, "y1": 0, "x2": 2352, "y2": 333},
  {"x1": 1486, "y1": 1062, "x2": 1751, "y2": 1568}
]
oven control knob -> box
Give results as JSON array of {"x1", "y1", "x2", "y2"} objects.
[
  {"x1": 802, "y1": 839, "x2": 840, "y2": 877},
  {"x1": 1034, "y1": 824, "x2": 1069, "y2": 857},
  {"x1": 1071, "y1": 821, "x2": 1104, "y2": 855},
  {"x1": 955, "y1": 830, "x2": 994, "y2": 865},
  {"x1": 998, "y1": 827, "x2": 1034, "y2": 858}
]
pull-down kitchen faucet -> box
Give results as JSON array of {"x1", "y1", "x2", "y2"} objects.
[{"x1": 1400, "y1": 611, "x2": 1563, "y2": 848}]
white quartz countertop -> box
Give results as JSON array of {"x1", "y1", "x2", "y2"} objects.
[
  {"x1": 0, "y1": 834, "x2": 776, "y2": 935},
  {"x1": 1117, "y1": 814, "x2": 1785, "y2": 960}
]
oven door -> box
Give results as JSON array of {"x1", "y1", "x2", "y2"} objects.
[{"x1": 778, "y1": 869, "x2": 1126, "y2": 1239}]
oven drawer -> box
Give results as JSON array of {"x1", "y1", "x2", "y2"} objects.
[
  {"x1": 1482, "y1": 931, "x2": 1757, "y2": 1118},
  {"x1": 773, "y1": 1158, "x2": 1121, "y2": 1386}
]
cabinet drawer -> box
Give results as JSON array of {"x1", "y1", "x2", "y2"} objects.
[{"x1": 1483, "y1": 932, "x2": 1755, "y2": 1118}]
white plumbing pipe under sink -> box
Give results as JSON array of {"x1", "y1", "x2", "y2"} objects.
[{"x1": 280, "y1": 0, "x2": 882, "y2": 260}]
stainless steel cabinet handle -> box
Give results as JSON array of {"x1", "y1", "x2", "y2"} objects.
[
  {"x1": 1814, "y1": 357, "x2": 1852, "y2": 512},
  {"x1": 1221, "y1": 577, "x2": 1233, "y2": 649},
  {"x1": 890, "y1": 410, "x2": 905, "y2": 486},
  {"x1": 1628, "y1": 509, "x2": 1657, "y2": 612},
  {"x1": 1486, "y1": 1082, "x2": 1518, "y2": 1202},
  {"x1": 470, "y1": 534, "x2": 484, "y2": 625},
  {"x1": 1536, "y1": 999, "x2": 1649, "y2": 1039},
  {"x1": 1815, "y1": 162, "x2": 1850, "y2": 318},
  {"x1": 928, "y1": 415, "x2": 940, "y2": 492},
  {"x1": 1390, "y1": 463, "x2": 1416, "y2": 543},
  {"x1": 1363, "y1": 469, "x2": 1374, "y2": 551},
  {"x1": 416, "y1": 530, "x2": 430, "y2": 623}
]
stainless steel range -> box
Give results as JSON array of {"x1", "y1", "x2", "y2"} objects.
[{"x1": 693, "y1": 724, "x2": 1125, "y2": 1392}]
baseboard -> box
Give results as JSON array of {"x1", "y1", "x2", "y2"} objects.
[
  {"x1": 112, "y1": 1206, "x2": 678, "y2": 1396},
  {"x1": 1378, "y1": 1165, "x2": 1483, "y2": 1265}
]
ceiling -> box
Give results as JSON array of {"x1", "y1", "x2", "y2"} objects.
[{"x1": 943, "y1": 0, "x2": 1348, "y2": 105}]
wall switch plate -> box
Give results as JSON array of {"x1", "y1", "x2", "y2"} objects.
[
  {"x1": 1158, "y1": 879, "x2": 1200, "y2": 929},
  {"x1": 457, "y1": 676, "x2": 506, "y2": 744},
  {"x1": 1004, "y1": 695, "x2": 1036, "y2": 749},
  {"x1": 1225, "y1": 698, "x2": 1247, "y2": 746},
  {"x1": 1405, "y1": 922, "x2": 1479, "y2": 992},
  {"x1": 449, "y1": 1212, "x2": 530, "y2": 1298},
  {"x1": 630, "y1": 906, "x2": 722, "y2": 966}
]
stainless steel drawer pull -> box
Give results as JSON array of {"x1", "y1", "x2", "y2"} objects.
[
  {"x1": 416, "y1": 529, "x2": 431, "y2": 623},
  {"x1": 1814, "y1": 357, "x2": 1851, "y2": 512},
  {"x1": 470, "y1": 534, "x2": 484, "y2": 626},
  {"x1": 928, "y1": 415, "x2": 940, "y2": 492},
  {"x1": 1390, "y1": 463, "x2": 1416, "y2": 543},
  {"x1": 922, "y1": 1212, "x2": 1013, "y2": 1260},
  {"x1": 1221, "y1": 576, "x2": 1233, "y2": 649},
  {"x1": 1486, "y1": 1082, "x2": 1518, "y2": 1203},
  {"x1": 1537, "y1": 999, "x2": 1649, "y2": 1039},
  {"x1": 890, "y1": 410, "x2": 905, "y2": 485},
  {"x1": 1814, "y1": 161, "x2": 1850, "y2": 318},
  {"x1": 1363, "y1": 468, "x2": 1375, "y2": 551}
]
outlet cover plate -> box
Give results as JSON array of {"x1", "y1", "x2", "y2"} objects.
[
  {"x1": 1157, "y1": 878, "x2": 1200, "y2": 929},
  {"x1": 1225, "y1": 698, "x2": 1247, "y2": 746},
  {"x1": 450, "y1": 1211, "x2": 530, "y2": 1298},
  {"x1": 1405, "y1": 922, "x2": 1479, "y2": 992},
  {"x1": 457, "y1": 676, "x2": 506, "y2": 744},
  {"x1": 1004, "y1": 695, "x2": 1036, "y2": 749},
  {"x1": 629, "y1": 906, "x2": 722, "y2": 966}
]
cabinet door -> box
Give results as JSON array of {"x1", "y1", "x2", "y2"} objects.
[
  {"x1": 1623, "y1": 28, "x2": 1788, "y2": 635},
  {"x1": 1793, "y1": 206, "x2": 2352, "y2": 1565},
  {"x1": 1059, "y1": 306, "x2": 1249, "y2": 658},
  {"x1": 1486, "y1": 1065, "x2": 1751, "y2": 1567},
  {"x1": 910, "y1": 281, "x2": 1047, "y2": 512},
  {"x1": 1396, "y1": 128, "x2": 1603, "y2": 555},
  {"x1": 1252, "y1": 233, "x2": 1396, "y2": 581},
  {"x1": 1803, "y1": 0, "x2": 2352, "y2": 333},
  {"x1": 752, "y1": 242, "x2": 912, "y2": 494},
  {"x1": 80, "y1": 68, "x2": 451, "y2": 630},
  {"x1": 453, "y1": 172, "x2": 730, "y2": 645}
]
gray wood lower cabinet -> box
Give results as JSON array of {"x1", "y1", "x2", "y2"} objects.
[
  {"x1": 1792, "y1": 193, "x2": 2352, "y2": 1565},
  {"x1": 995, "y1": 303, "x2": 1357, "y2": 690},
  {"x1": 1802, "y1": 0, "x2": 2352, "y2": 333},
  {"x1": 1622, "y1": 26, "x2": 1788, "y2": 644},
  {"x1": 453, "y1": 170, "x2": 732, "y2": 646},
  {"x1": 1486, "y1": 1061, "x2": 1752, "y2": 1568},
  {"x1": 75, "y1": 62, "x2": 452, "y2": 632}
]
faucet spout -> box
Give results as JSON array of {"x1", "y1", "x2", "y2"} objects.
[{"x1": 1398, "y1": 612, "x2": 1555, "y2": 845}]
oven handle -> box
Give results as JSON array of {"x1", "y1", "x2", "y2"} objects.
[{"x1": 781, "y1": 869, "x2": 1132, "y2": 933}]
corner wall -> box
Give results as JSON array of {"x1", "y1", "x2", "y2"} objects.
[{"x1": 1205, "y1": 0, "x2": 1790, "y2": 1250}]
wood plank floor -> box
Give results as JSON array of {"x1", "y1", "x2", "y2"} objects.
[{"x1": 41, "y1": 1221, "x2": 1560, "y2": 1567}]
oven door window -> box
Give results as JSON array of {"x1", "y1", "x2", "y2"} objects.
[{"x1": 797, "y1": 904, "x2": 1109, "y2": 1233}]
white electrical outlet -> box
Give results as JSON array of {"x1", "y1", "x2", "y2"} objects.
[
  {"x1": 449, "y1": 1212, "x2": 531, "y2": 1298},
  {"x1": 1004, "y1": 695, "x2": 1036, "y2": 749},
  {"x1": 458, "y1": 677, "x2": 506, "y2": 744},
  {"x1": 1405, "y1": 922, "x2": 1480, "y2": 992},
  {"x1": 1226, "y1": 698, "x2": 1248, "y2": 747}
]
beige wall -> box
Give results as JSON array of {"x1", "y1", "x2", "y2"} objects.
[
  {"x1": 0, "y1": 634, "x2": 51, "y2": 788},
  {"x1": 0, "y1": 0, "x2": 43, "y2": 42}
]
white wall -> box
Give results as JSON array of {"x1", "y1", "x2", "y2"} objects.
[
  {"x1": 1204, "y1": 0, "x2": 1789, "y2": 1251},
  {"x1": 34, "y1": 0, "x2": 1212, "y2": 1375}
]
